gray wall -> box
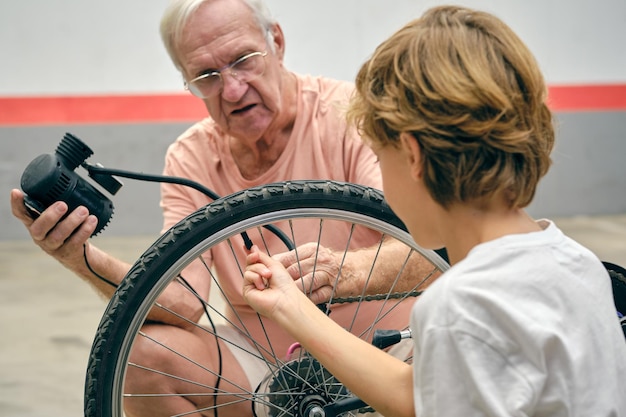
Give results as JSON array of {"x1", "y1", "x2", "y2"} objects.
[
  {"x1": 2, "y1": 111, "x2": 625, "y2": 241},
  {"x1": 530, "y1": 112, "x2": 626, "y2": 218}
]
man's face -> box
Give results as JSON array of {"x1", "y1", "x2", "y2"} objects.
[{"x1": 178, "y1": 0, "x2": 286, "y2": 143}]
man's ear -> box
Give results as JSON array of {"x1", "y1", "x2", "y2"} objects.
[
  {"x1": 270, "y1": 23, "x2": 286, "y2": 60},
  {"x1": 399, "y1": 132, "x2": 423, "y2": 180}
]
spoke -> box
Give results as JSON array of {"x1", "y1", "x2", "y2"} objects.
[
  {"x1": 324, "y1": 222, "x2": 355, "y2": 310},
  {"x1": 126, "y1": 363, "x2": 243, "y2": 398},
  {"x1": 256, "y1": 225, "x2": 272, "y2": 255},
  {"x1": 353, "y1": 247, "x2": 417, "y2": 340},
  {"x1": 149, "y1": 301, "x2": 320, "y2": 401},
  {"x1": 347, "y1": 229, "x2": 385, "y2": 337},
  {"x1": 289, "y1": 219, "x2": 308, "y2": 296},
  {"x1": 309, "y1": 218, "x2": 324, "y2": 300},
  {"x1": 170, "y1": 397, "x2": 258, "y2": 417},
  {"x1": 224, "y1": 236, "x2": 284, "y2": 367},
  {"x1": 137, "y1": 331, "x2": 252, "y2": 394}
]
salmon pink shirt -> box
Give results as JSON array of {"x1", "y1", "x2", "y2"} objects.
[{"x1": 160, "y1": 74, "x2": 412, "y2": 356}]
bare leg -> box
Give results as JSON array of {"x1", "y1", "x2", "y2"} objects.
[{"x1": 124, "y1": 323, "x2": 251, "y2": 417}]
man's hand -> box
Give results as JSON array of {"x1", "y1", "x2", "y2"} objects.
[
  {"x1": 10, "y1": 188, "x2": 98, "y2": 268},
  {"x1": 273, "y1": 242, "x2": 363, "y2": 304},
  {"x1": 273, "y1": 239, "x2": 439, "y2": 303}
]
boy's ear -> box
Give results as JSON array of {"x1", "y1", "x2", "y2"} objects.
[{"x1": 399, "y1": 132, "x2": 423, "y2": 180}]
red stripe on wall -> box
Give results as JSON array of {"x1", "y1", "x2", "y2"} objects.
[
  {"x1": 0, "y1": 94, "x2": 207, "y2": 126},
  {"x1": 0, "y1": 84, "x2": 624, "y2": 126},
  {"x1": 547, "y1": 84, "x2": 626, "y2": 112}
]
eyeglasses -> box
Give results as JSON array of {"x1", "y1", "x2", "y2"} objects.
[{"x1": 184, "y1": 51, "x2": 268, "y2": 99}]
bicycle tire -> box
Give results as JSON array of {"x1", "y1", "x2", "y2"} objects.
[{"x1": 85, "y1": 180, "x2": 449, "y2": 417}]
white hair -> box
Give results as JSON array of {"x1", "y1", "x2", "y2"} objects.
[{"x1": 160, "y1": 0, "x2": 276, "y2": 72}]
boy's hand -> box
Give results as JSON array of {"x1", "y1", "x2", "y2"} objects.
[{"x1": 243, "y1": 246, "x2": 307, "y2": 319}]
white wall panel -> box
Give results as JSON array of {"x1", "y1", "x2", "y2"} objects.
[{"x1": 1, "y1": 0, "x2": 624, "y2": 95}]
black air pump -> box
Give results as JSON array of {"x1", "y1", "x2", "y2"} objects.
[{"x1": 20, "y1": 133, "x2": 123, "y2": 236}]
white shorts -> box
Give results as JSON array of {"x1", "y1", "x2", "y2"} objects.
[{"x1": 217, "y1": 324, "x2": 270, "y2": 390}]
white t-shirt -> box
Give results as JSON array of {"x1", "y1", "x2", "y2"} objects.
[{"x1": 410, "y1": 220, "x2": 626, "y2": 416}]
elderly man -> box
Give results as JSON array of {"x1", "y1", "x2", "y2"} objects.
[{"x1": 11, "y1": 0, "x2": 431, "y2": 415}]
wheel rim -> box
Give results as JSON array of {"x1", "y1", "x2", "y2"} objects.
[{"x1": 89, "y1": 192, "x2": 448, "y2": 417}]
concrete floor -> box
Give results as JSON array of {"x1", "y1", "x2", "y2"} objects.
[{"x1": 1, "y1": 214, "x2": 626, "y2": 417}]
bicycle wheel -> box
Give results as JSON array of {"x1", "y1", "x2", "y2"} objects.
[{"x1": 85, "y1": 180, "x2": 448, "y2": 417}]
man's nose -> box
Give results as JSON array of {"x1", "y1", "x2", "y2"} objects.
[{"x1": 220, "y1": 72, "x2": 247, "y2": 102}]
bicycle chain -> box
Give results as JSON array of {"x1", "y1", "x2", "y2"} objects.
[{"x1": 328, "y1": 290, "x2": 423, "y2": 305}]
